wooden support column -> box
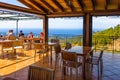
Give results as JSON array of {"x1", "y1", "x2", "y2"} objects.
[
  {"x1": 83, "y1": 13, "x2": 92, "y2": 47},
  {"x1": 82, "y1": 13, "x2": 92, "y2": 80},
  {"x1": 43, "y1": 15, "x2": 48, "y2": 43}
]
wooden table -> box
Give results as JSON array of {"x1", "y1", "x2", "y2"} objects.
[
  {"x1": 33, "y1": 42, "x2": 56, "y2": 64},
  {"x1": 47, "y1": 42, "x2": 56, "y2": 64},
  {"x1": 0, "y1": 40, "x2": 17, "y2": 57},
  {"x1": 20, "y1": 37, "x2": 40, "y2": 49},
  {"x1": 66, "y1": 46, "x2": 93, "y2": 80}
]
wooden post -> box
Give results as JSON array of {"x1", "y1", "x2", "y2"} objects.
[
  {"x1": 83, "y1": 13, "x2": 92, "y2": 80},
  {"x1": 43, "y1": 15, "x2": 48, "y2": 43},
  {"x1": 83, "y1": 13, "x2": 92, "y2": 47}
]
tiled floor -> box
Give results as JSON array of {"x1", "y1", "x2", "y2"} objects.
[{"x1": 0, "y1": 50, "x2": 120, "y2": 80}]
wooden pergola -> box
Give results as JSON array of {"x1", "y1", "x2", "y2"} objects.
[
  {"x1": 0, "y1": 0, "x2": 120, "y2": 46},
  {"x1": 0, "y1": 0, "x2": 120, "y2": 79}
]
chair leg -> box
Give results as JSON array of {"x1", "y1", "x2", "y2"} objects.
[
  {"x1": 70, "y1": 68, "x2": 72, "y2": 76},
  {"x1": 55, "y1": 56, "x2": 57, "y2": 67},
  {"x1": 86, "y1": 63, "x2": 91, "y2": 78},
  {"x1": 55, "y1": 54, "x2": 59, "y2": 68},
  {"x1": 76, "y1": 68, "x2": 78, "y2": 79},
  {"x1": 34, "y1": 51, "x2": 36, "y2": 61},
  {"x1": 90, "y1": 64, "x2": 93, "y2": 72},
  {"x1": 98, "y1": 63, "x2": 100, "y2": 80},
  {"x1": 42, "y1": 53, "x2": 44, "y2": 64},
  {"x1": 2, "y1": 51, "x2": 4, "y2": 59},
  {"x1": 100, "y1": 60, "x2": 103, "y2": 76},
  {"x1": 62, "y1": 66, "x2": 66, "y2": 80}
]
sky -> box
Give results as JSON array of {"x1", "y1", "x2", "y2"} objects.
[
  {"x1": 0, "y1": 0, "x2": 27, "y2": 8},
  {"x1": 0, "y1": 0, "x2": 120, "y2": 30}
]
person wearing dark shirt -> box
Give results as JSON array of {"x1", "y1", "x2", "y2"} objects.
[{"x1": 19, "y1": 30, "x2": 24, "y2": 37}]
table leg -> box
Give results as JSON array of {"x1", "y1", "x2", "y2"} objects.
[
  {"x1": 82, "y1": 56, "x2": 86, "y2": 80},
  {"x1": 50, "y1": 46, "x2": 52, "y2": 64},
  {"x1": 13, "y1": 49, "x2": 17, "y2": 58}
]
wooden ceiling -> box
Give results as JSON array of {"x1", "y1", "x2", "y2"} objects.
[
  {"x1": 0, "y1": 0, "x2": 120, "y2": 17},
  {"x1": 17, "y1": 0, "x2": 120, "y2": 17}
]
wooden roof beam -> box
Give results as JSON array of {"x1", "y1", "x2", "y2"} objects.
[
  {"x1": 18, "y1": 0, "x2": 38, "y2": 11},
  {"x1": 105, "y1": 0, "x2": 109, "y2": 10},
  {"x1": 118, "y1": 0, "x2": 120, "y2": 9},
  {"x1": 91, "y1": 0, "x2": 95, "y2": 11},
  {"x1": 47, "y1": 12, "x2": 84, "y2": 18},
  {"x1": 52, "y1": 0, "x2": 65, "y2": 12},
  {"x1": 29, "y1": 0, "x2": 48, "y2": 13},
  {"x1": 64, "y1": 0, "x2": 75, "y2": 11},
  {"x1": 77, "y1": 0, "x2": 84, "y2": 11},
  {"x1": 23, "y1": 0, "x2": 44, "y2": 12},
  {"x1": 40, "y1": 0, "x2": 56, "y2": 12},
  {"x1": 91, "y1": 10, "x2": 120, "y2": 16},
  {"x1": 0, "y1": 2, "x2": 45, "y2": 15}
]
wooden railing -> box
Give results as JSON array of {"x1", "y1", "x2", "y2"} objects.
[{"x1": 49, "y1": 35, "x2": 120, "y2": 53}]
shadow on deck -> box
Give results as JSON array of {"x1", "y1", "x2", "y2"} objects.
[{"x1": 0, "y1": 51, "x2": 120, "y2": 80}]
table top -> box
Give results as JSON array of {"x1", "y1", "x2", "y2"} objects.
[
  {"x1": 33, "y1": 42, "x2": 56, "y2": 45},
  {"x1": 0, "y1": 40, "x2": 15, "y2": 43},
  {"x1": 65, "y1": 46, "x2": 94, "y2": 56}
]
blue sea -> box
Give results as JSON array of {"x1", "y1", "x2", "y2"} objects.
[
  {"x1": 0, "y1": 28, "x2": 101, "y2": 37},
  {"x1": 0, "y1": 29, "x2": 83, "y2": 36}
]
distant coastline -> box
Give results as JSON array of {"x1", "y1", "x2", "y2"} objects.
[
  {"x1": 0, "y1": 28, "x2": 102, "y2": 36},
  {"x1": 0, "y1": 28, "x2": 82, "y2": 36}
]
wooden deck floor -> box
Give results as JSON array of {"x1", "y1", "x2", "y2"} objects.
[{"x1": 0, "y1": 50, "x2": 120, "y2": 80}]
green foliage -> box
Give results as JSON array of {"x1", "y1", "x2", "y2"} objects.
[
  {"x1": 93, "y1": 24, "x2": 120, "y2": 47},
  {"x1": 93, "y1": 24, "x2": 120, "y2": 37}
]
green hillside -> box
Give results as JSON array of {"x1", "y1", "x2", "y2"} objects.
[{"x1": 93, "y1": 24, "x2": 120, "y2": 37}]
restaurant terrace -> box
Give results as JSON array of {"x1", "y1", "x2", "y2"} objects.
[{"x1": 0, "y1": 0, "x2": 120, "y2": 80}]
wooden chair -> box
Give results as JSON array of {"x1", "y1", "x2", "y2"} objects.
[
  {"x1": 64, "y1": 42, "x2": 72, "y2": 50},
  {"x1": 28, "y1": 65, "x2": 54, "y2": 80},
  {"x1": 1, "y1": 41, "x2": 14, "y2": 58},
  {"x1": 18, "y1": 37, "x2": 30, "y2": 50},
  {"x1": 8, "y1": 36, "x2": 16, "y2": 40},
  {"x1": 51, "y1": 39, "x2": 59, "y2": 43},
  {"x1": 54, "y1": 43, "x2": 61, "y2": 67},
  {"x1": 61, "y1": 50, "x2": 82, "y2": 79},
  {"x1": 86, "y1": 47, "x2": 105, "y2": 80},
  {"x1": 33, "y1": 43, "x2": 49, "y2": 63},
  {"x1": 13, "y1": 40, "x2": 24, "y2": 55}
]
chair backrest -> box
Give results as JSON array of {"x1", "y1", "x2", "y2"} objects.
[
  {"x1": 2, "y1": 41, "x2": 13, "y2": 48},
  {"x1": 61, "y1": 50, "x2": 77, "y2": 62},
  {"x1": 64, "y1": 42, "x2": 72, "y2": 50},
  {"x1": 88, "y1": 47, "x2": 95, "y2": 57},
  {"x1": 99, "y1": 46, "x2": 106, "y2": 59},
  {"x1": 8, "y1": 36, "x2": 16, "y2": 40},
  {"x1": 28, "y1": 66, "x2": 54, "y2": 80},
  {"x1": 13, "y1": 40, "x2": 24, "y2": 47},
  {"x1": 51, "y1": 39, "x2": 59, "y2": 43},
  {"x1": 33, "y1": 43, "x2": 44, "y2": 50},
  {"x1": 54, "y1": 43, "x2": 61, "y2": 54}
]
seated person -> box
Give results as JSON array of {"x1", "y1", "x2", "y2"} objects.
[
  {"x1": 6, "y1": 29, "x2": 15, "y2": 40},
  {"x1": 34, "y1": 32, "x2": 44, "y2": 43},
  {"x1": 19, "y1": 30, "x2": 24, "y2": 37},
  {"x1": 0, "y1": 34, "x2": 4, "y2": 40},
  {"x1": 7, "y1": 29, "x2": 14, "y2": 36},
  {"x1": 25, "y1": 32, "x2": 34, "y2": 49},
  {"x1": 40, "y1": 32, "x2": 44, "y2": 43},
  {"x1": 0, "y1": 34, "x2": 3, "y2": 37},
  {"x1": 27, "y1": 32, "x2": 34, "y2": 38}
]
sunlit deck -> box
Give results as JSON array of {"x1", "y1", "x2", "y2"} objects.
[{"x1": 0, "y1": 49, "x2": 120, "y2": 80}]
